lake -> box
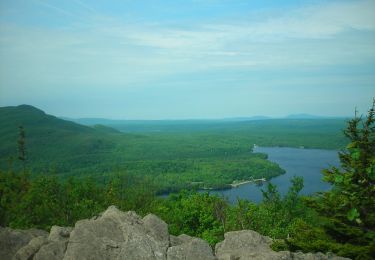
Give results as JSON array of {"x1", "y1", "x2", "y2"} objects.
[{"x1": 206, "y1": 147, "x2": 340, "y2": 203}]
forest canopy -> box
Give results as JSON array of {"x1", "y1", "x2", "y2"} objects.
[{"x1": 0, "y1": 102, "x2": 373, "y2": 259}]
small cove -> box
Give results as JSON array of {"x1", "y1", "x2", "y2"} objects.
[{"x1": 206, "y1": 147, "x2": 340, "y2": 203}]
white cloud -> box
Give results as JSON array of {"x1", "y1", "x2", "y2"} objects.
[
  {"x1": 84, "y1": 0, "x2": 375, "y2": 70},
  {"x1": 0, "y1": 0, "x2": 374, "y2": 93},
  {"x1": 101, "y1": 0, "x2": 375, "y2": 49}
]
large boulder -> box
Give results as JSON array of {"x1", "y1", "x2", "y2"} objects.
[
  {"x1": 33, "y1": 226, "x2": 73, "y2": 260},
  {"x1": 215, "y1": 230, "x2": 291, "y2": 260},
  {"x1": 292, "y1": 251, "x2": 349, "y2": 260},
  {"x1": 215, "y1": 230, "x2": 350, "y2": 260},
  {"x1": 142, "y1": 213, "x2": 169, "y2": 249},
  {"x1": 13, "y1": 236, "x2": 48, "y2": 260},
  {"x1": 167, "y1": 235, "x2": 215, "y2": 260},
  {"x1": 48, "y1": 226, "x2": 72, "y2": 242},
  {"x1": 11, "y1": 226, "x2": 73, "y2": 260},
  {"x1": 0, "y1": 227, "x2": 48, "y2": 260},
  {"x1": 63, "y1": 206, "x2": 169, "y2": 260}
]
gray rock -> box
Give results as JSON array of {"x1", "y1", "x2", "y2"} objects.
[
  {"x1": 215, "y1": 230, "x2": 290, "y2": 260},
  {"x1": 48, "y1": 226, "x2": 72, "y2": 242},
  {"x1": 169, "y1": 234, "x2": 194, "y2": 247},
  {"x1": 167, "y1": 237, "x2": 216, "y2": 260},
  {"x1": 176, "y1": 234, "x2": 193, "y2": 244},
  {"x1": 143, "y1": 213, "x2": 169, "y2": 248},
  {"x1": 169, "y1": 235, "x2": 180, "y2": 247},
  {"x1": 215, "y1": 230, "x2": 349, "y2": 260},
  {"x1": 34, "y1": 241, "x2": 68, "y2": 260},
  {"x1": 13, "y1": 236, "x2": 48, "y2": 260},
  {"x1": 0, "y1": 227, "x2": 48, "y2": 260},
  {"x1": 0, "y1": 207, "x2": 351, "y2": 260},
  {"x1": 63, "y1": 206, "x2": 168, "y2": 260},
  {"x1": 291, "y1": 251, "x2": 350, "y2": 260},
  {"x1": 32, "y1": 226, "x2": 72, "y2": 260},
  {"x1": 293, "y1": 252, "x2": 322, "y2": 260}
]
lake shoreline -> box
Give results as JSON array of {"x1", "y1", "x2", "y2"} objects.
[
  {"x1": 230, "y1": 178, "x2": 267, "y2": 188},
  {"x1": 160, "y1": 146, "x2": 338, "y2": 202},
  {"x1": 204, "y1": 146, "x2": 339, "y2": 203}
]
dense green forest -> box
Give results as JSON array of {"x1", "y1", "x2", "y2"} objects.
[
  {"x1": 0, "y1": 105, "x2": 347, "y2": 193},
  {"x1": 0, "y1": 102, "x2": 374, "y2": 259}
]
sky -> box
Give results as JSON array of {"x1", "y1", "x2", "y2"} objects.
[{"x1": 0, "y1": 0, "x2": 374, "y2": 119}]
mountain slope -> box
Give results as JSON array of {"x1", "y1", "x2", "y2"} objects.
[{"x1": 0, "y1": 105, "x2": 121, "y2": 173}]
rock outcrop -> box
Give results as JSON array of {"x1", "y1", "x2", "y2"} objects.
[
  {"x1": 215, "y1": 230, "x2": 348, "y2": 260},
  {"x1": 215, "y1": 230, "x2": 290, "y2": 259},
  {"x1": 0, "y1": 227, "x2": 48, "y2": 259},
  {"x1": 167, "y1": 234, "x2": 215, "y2": 260},
  {"x1": 0, "y1": 206, "x2": 350, "y2": 260}
]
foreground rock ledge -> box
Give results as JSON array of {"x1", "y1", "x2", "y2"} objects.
[{"x1": 0, "y1": 206, "x2": 349, "y2": 260}]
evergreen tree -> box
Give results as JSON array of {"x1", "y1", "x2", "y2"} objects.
[
  {"x1": 17, "y1": 125, "x2": 27, "y2": 171},
  {"x1": 307, "y1": 100, "x2": 375, "y2": 259}
]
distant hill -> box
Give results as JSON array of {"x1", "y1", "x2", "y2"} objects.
[
  {"x1": 65, "y1": 114, "x2": 348, "y2": 126},
  {"x1": 61, "y1": 117, "x2": 129, "y2": 126},
  {"x1": 222, "y1": 116, "x2": 272, "y2": 121},
  {"x1": 63, "y1": 117, "x2": 347, "y2": 135},
  {"x1": 64, "y1": 116, "x2": 273, "y2": 126},
  {"x1": 91, "y1": 124, "x2": 121, "y2": 134},
  {"x1": 285, "y1": 114, "x2": 318, "y2": 119},
  {"x1": 284, "y1": 114, "x2": 345, "y2": 119},
  {"x1": 64, "y1": 114, "x2": 346, "y2": 133},
  {"x1": 0, "y1": 105, "x2": 121, "y2": 174}
]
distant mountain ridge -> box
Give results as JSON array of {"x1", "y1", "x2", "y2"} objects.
[
  {"x1": 285, "y1": 114, "x2": 330, "y2": 119},
  {"x1": 63, "y1": 114, "x2": 343, "y2": 127},
  {"x1": 61, "y1": 116, "x2": 274, "y2": 126}
]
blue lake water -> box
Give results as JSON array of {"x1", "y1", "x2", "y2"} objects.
[{"x1": 205, "y1": 147, "x2": 340, "y2": 203}]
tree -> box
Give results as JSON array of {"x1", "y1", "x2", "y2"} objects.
[
  {"x1": 254, "y1": 177, "x2": 304, "y2": 238},
  {"x1": 283, "y1": 176, "x2": 304, "y2": 223},
  {"x1": 154, "y1": 191, "x2": 226, "y2": 245},
  {"x1": 17, "y1": 126, "x2": 27, "y2": 171},
  {"x1": 10, "y1": 175, "x2": 64, "y2": 229},
  {"x1": 307, "y1": 99, "x2": 375, "y2": 259}
]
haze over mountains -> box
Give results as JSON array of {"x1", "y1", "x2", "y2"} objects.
[
  {"x1": 62, "y1": 113, "x2": 345, "y2": 126},
  {"x1": 60, "y1": 112, "x2": 346, "y2": 134}
]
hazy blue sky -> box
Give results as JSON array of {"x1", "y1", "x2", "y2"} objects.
[{"x1": 0, "y1": 0, "x2": 374, "y2": 119}]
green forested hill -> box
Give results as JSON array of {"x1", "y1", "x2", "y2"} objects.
[
  {"x1": 0, "y1": 105, "x2": 121, "y2": 173},
  {"x1": 0, "y1": 105, "x2": 346, "y2": 193}
]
